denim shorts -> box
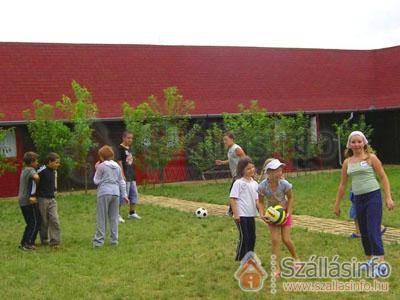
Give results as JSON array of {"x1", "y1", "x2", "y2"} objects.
[
  {"x1": 119, "y1": 181, "x2": 138, "y2": 205},
  {"x1": 349, "y1": 202, "x2": 357, "y2": 219}
]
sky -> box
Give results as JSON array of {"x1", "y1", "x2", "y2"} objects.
[{"x1": 1, "y1": 0, "x2": 400, "y2": 50}]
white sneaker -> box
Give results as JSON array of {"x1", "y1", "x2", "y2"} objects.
[
  {"x1": 128, "y1": 213, "x2": 142, "y2": 220},
  {"x1": 118, "y1": 215, "x2": 125, "y2": 223}
]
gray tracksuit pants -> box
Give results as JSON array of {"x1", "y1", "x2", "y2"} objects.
[{"x1": 93, "y1": 195, "x2": 119, "y2": 246}]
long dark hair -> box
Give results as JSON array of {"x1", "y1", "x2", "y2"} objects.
[{"x1": 236, "y1": 156, "x2": 254, "y2": 178}]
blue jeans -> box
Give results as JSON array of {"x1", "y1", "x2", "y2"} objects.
[{"x1": 354, "y1": 189, "x2": 384, "y2": 256}]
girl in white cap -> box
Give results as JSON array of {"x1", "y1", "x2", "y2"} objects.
[
  {"x1": 258, "y1": 158, "x2": 299, "y2": 278},
  {"x1": 334, "y1": 131, "x2": 395, "y2": 278}
]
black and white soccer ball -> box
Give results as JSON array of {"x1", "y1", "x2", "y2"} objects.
[{"x1": 195, "y1": 207, "x2": 208, "y2": 218}]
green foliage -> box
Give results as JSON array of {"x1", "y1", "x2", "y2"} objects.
[
  {"x1": 333, "y1": 114, "x2": 373, "y2": 148},
  {"x1": 0, "y1": 113, "x2": 17, "y2": 176},
  {"x1": 279, "y1": 112, "x2": 325, "y2": 165},
  {"x1": 57, "y1": 81, "x2": 97, "y2": 171},
  {"x1": 187, "y1": 123, "x2": 225, "y2": 179},
  {"x1": 24, "y1": 100, "x2": 75, "y2": 177},
  {"x1": 123, "y1": 87, "x2": 195, "y2": 182},
  {"x1": 24, "y1": 81, "x2": 97, "y2": 185},
  {"x1": 223, "y1": 101, "x2": 274, "y2": 167},
  {"x1": 222, "y1": 101, "x2": 323, "y2": 168}
]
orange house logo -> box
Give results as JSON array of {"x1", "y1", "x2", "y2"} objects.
[{"x1": 234, "y1": 252, "x2": 268, "y2": 292}]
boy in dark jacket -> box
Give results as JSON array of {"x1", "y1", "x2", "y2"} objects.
[{"x1": 37, "y1": 152, "x2": 61, "y2": 248}]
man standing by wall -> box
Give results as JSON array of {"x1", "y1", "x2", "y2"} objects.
[
  {"x1": 216, "y1": 132, "x2": 246, "y2": 214},
  {"x1": 116, "y1": 131, "x2": 141, "y2": 222}
]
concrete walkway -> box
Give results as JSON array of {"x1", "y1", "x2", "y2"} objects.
[{"x1": 141, "y1": 194, "x2": 400, "y2": 245}]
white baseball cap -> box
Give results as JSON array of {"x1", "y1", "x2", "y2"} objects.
[{"x1": 265, "y1": 159, "x2": 286, "y2": 171}]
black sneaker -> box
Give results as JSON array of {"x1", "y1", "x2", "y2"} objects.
[{"x1": 19, "y1": 244, "x2": 35, "y2": 251}]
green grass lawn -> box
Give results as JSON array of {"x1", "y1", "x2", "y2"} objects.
[
  {"x1": 139, "y1": 166, "x2": 400, "y2": 228},
  {"x1": 0, "y1": 193, "x2": 399, "y2": 299}
]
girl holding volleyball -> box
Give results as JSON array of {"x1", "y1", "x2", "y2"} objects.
[
  {"x1": 334, "y1": 131, "x2": 394, "y2": 277},
  {"x1": 258, "y1": 158, "x2": 299, "y2": 278}
]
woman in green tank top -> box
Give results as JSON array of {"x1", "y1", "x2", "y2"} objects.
[{"x1": 334, "y1": 131, "x2": 395, "y2": 278}]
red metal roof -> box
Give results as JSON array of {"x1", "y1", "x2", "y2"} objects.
[{"x1": 0, "y1": 42, "x2": 399, "y2": 123}]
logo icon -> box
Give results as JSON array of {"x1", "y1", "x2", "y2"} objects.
[{"x1": 234, "y1": 252, "x2": 268, "y2": 292}]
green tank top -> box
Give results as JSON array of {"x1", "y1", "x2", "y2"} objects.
[{"x1": 347, "y1": 160, "x2": 380, "y2": 195}]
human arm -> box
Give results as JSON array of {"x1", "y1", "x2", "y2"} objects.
[
  {"x1": 32, "y1": 173, "x2": 40, "y2": 183},
  {"x1": 257, "y1": 193, "x2": 271, "y2": 225},
  {"x1": 93, "y1": 163, "x2": 103, "y2": 185},
  {"x1": 117, "y1": 166, "x2": 129, "y2": 203},
  {"x1": 215, "y1": 160, "x2": 229, "y2": 166},
  {"x1": 334, "y1": 159, "x2": 349, "y2": 217},
  {"x1": 285, "y1": 189, "x2": 294, "y2": 216},
  {"x1": 371, "y1": 155, "x2": 395, "y2": 210},
  {"x1": 230, "y1": 198, "x2": 240, "y2": 223},
  {"x1": 235, "y1": 147, "x2": 245, "y2": 158},
  {"x1": 117, "y1": 160, "x2": 127, "y2": 180}
]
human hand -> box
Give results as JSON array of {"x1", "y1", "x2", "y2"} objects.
[
  {"x1": 386, "y1": 197, "x2": 395, "y2": 211},
  {"x1": 215, "y1": 160, "x2": 223, "y2": 166}
]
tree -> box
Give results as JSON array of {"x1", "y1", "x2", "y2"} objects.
[
  {"x1": 57, "y1": 81, "x2": 97, "y2": 193},
  {"x1": 333, "y1": 114, "x2": 373, "y2": 148},
  {"x1": 187, "y1": 123, "x2": 225, "y2": 180},
  {"x1": 23, "y1": 100, "x2": 75, "y2": 180},
  {"x1": 290, "y1": 113, "x2": 324, "y2": 172},
  {"x1": 0, "y1": 113, "x2": 17, "y2": 176},
  {"x1": 123, "y1": 87, "x2": 195, "y2": 183},
  {"x1": 223, "y1": 100, "x2": 274, "y2": 168},
  {"x1": 223, "y1": 101, "x2": 324, "y2": 172}
]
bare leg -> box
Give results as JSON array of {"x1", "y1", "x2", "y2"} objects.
[
  {"x1": 281, "y1": 226, "x2": 299, "y2": 261},
  {"x1": 269, "y1": 226, "x2": 281, "y2": 273}
]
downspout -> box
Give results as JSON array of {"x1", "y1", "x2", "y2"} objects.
[{"x1": 338, "y1": 112, "x2": 354, "y2": 166}]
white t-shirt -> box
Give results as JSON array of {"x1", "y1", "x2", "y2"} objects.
[{"x1": 229, "y1": 177, "x2": 259, "y2": 217}]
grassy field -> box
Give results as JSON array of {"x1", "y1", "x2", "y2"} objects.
[
  {"x1": 139, "y1": 166, "x2": 400, "y2": 228},
  {"x1": 0, "y1": 193, "x2": 399, "y2": 299}
]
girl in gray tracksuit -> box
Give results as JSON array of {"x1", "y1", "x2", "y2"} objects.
[{"x1": 93, "y1": 146, "x2": 128, "y2": 247}]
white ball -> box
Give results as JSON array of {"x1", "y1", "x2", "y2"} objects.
[{"x1": 195, "y1": 207, "x2": 208, "y2": 218}]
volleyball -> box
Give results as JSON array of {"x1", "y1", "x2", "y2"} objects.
[{"x1": 265, "y1": 205, "x2": 287, "y2": 225}]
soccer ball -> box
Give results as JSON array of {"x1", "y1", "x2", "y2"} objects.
[
  {"x1": 195, "y1": 207, "x2": 208, "y2": 218},
  {"x1": 265, "y1": 205, "x2": 287, "y2": 225}
]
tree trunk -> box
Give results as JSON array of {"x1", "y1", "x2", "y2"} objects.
[{"x1": 84, "y1": 164, "x2": 88, "y2": 194}]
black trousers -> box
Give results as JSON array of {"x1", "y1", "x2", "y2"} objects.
[
  {"x1": 20, "y1": 204, "x2": 41, "y2": 246},
  {"x1": 235, "y1": 217, "x2": 256, "y2": 261}
]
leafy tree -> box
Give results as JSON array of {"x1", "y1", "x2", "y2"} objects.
[
  {"x1": 223, "y1": 102, "x2": 324, "y2": 172},
  {"x1": 290, "y1": 113, "x2": 324, "y2": 172},
  {"x1": 333, "y1": 114, "x2": 373, "y2": 148},
  {"x1": 57, "y1": 81, "x2": 97, "y2": 193},
  {"x1": 23, "y1": 100, "x2": 75, "y2": 179},
  {"x1": 0, "y1": 113, "x2": 17, "y2": 176},
  {"x1": 187, "y1": 123, "x2": 225, "y2": 180},
  {"x1": 123, "y1": 87, "x2": 195, "y2": 183},
  {"x1": 223, "y1": 100, "x2": 274, "y2": 167}
]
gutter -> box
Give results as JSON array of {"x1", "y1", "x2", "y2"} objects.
[{"x1": 1, "y1": 105, "x2": 399, "y2": 126}]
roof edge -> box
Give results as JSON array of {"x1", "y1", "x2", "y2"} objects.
[
  {"x1": 1, "y1": 106, "x2": 399, "y2": 126},
  {"x1": 1, "y1": 41, "x2": 399, "y2": 52}
]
